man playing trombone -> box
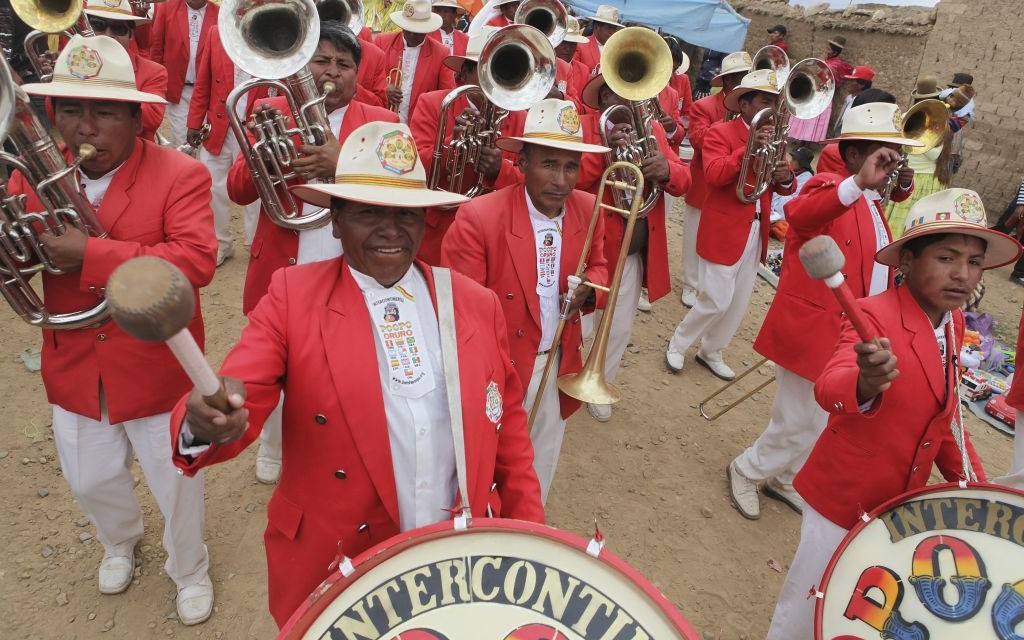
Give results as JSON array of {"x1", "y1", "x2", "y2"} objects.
[{"x1": 442, "y1": 99, "x2": 609, "y2": 502}]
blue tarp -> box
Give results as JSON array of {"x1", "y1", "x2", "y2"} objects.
[{"x1": 565, "y1": 0, "x2": 750, "y2": 53}]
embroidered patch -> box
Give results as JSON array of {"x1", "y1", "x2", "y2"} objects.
[
  {"x1": 403, "y1": 1, "x2": 416, "y2": 18},
  {"x1": 556, "y1": 105, "x2": 580, "y2": 135},
  {"x1": 953, "y1": 191, "x2": 985, "y2": 223},
  {"x1": 485, "y1": 381, "x2": 503, "y2": 423},
  {"x1": 377, "y1": 131, "x2": 417, "y2": 175},
  {"x1": 892, "y1": 107, "x2": 903, "y2": 132},
  {"x1": 66, "y1": 46, "x2": 103, "y2": 80},
  {"x1": 102, "y1": 0, "x2": 121, "y2": 7},
  {"x1": 740, "y1": 52, "x2": 752, "y2": 65},
  {"x1": 767, "y1": 71, "x2": 778, "y2": 89}
]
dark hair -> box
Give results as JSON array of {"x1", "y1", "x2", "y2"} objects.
[
  {"x1": 852, "y1": 88, "x2": 896, "y2": 107},
  {"x1": 664, "y1": 36, "x2": 684, "y2": 69},
  {"x1": 838, "y1": 139, "x2": 876, "y2": 161},
  {"x1": 737, "y1": 90, "x2": 774, "y2": 106},
  {"x1": 854, "y1": 79, "x2": 872, "y2": 91},
  {"x1": 319, "y1": 20, "x2": 362, "y2": 67},
  {"x1": 52, "y1": 97, "x2": 141, "y2": 117},
  {"x1": 901, "y1": 233, "x2": 988, "y2": 258},
  {"x1": 828, "y1": 44, "x2": 842, "y2": 56}
]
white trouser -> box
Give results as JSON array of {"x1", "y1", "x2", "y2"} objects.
[
  {"x1": 766, "y1": 505, "x2": 848, "y2": 640},
  {"x1": 669, "y1": 221, "x2": 759, "y2": 362},
  {"x1": 198, "y1": 133, "x2": 246, "y2": 254},
  {"x1": 523, "y1": 349, "x2": 566, "y2": 504},
  {"x1": 681, "y1": 204, "x2": 701, "y2": 293},
  {"x1": 734, "y1": 365, "x2": 829, "y2": 487},
  {"x1": 995, "y1": 413, "x2": 1024, "y2": 489},
  {"x1": 51, "y1": 403, "x2": 209, "y2": 589},
  {"x1": 259, "y1": 395, "x2": 284, "y2": 462},
  {"x1": 164, "y1": 85, "x2": 194, "y2": 148},
  {"x1": 583, "y1": 253, "x2": 643, "y2": 386}
]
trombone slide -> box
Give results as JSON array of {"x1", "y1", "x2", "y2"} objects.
[{"x1": 697, "y1": 357, "x2": 774, "y2": 421}]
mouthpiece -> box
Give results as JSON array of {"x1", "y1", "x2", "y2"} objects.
[
  {"x1": 323, "y1": 82, "x2": 337, "y2": 94},
  {"x1": 799, "y1": 235, "x2": 846, "y2": 281},
  {"x1": 78, "y1": 143, "x2": 97, "y2": 161},
  {"x1": 106, "y1": 256, "x2": 196, "y2": 342}
]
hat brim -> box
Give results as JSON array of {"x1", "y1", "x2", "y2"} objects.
[
  {"x1": 676, "y1": 51, "x2": 690, "y2": 75},
  {"x1": 827, "y1": 40, "x2": 845, "y2": 49},
  {"x1": 589, "y1": 17, "x2": 623, "y2": 27},
  {"x1": 431, "y1": 0, "x2": 461, "y2": 8},
  {"x1": 290, "y1": 183, "x2": 469, "y2": 209},
  {"x1": 24, "y1": 81, "x2": 166, "y2": 104},
  {"x1": 390, "y1": 11, "x2": 442, "y2": 33},
  {"x1": 911, "y1": 90, "x2": 941, "y2": 99},
  {"x1": 442, "y1": 54, "x2": 478, "y2": 71},
  {"x1": 821, "y1": 134, "x2": 925, "y2": 147},
  {"x1": 564, "y1": 34, "x2": 589, "y2": 44},
  {"x1": 83, "y1": 9, "x2": 150, "y2": 23},
  {"x1": 711, "y1": 66, "x2": 751, "y2": 87},
  {"x1": 875, "y1": 224, "x2": 1023, "y2": 269},
  {"x1": 496, "y1": 136, "x2": 609, "y2": 154},
  {"x1": 723, "y1": 85, "x2": 779, "y2": 112}
]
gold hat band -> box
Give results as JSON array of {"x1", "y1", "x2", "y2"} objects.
[{"x1": 334, "y1": 174, "x2": 427, "y2": 189}]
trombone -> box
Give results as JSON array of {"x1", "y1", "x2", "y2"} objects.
[
  {"x1": 879, "y1": 98, "x2": 948, "y2": 207},
  {"x1": 386, "y1": 68, "x2": 403, "y2": 113},
  {"x1": 528, "y1": 161, "x2": 645, "y2": 429},
  {"x1": 13, "y1": 0, "x2": 95, "y2": 83}
]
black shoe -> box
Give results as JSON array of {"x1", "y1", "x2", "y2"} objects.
[{"x1": 1010, "y1": 273, "x2": 1024, "y2": 287}]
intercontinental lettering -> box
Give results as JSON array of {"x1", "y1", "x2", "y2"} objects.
[
  {"x1": 879, "y1": 496, "x2": 1024, "y2": 546},
  {"x1": 323, "y1": 556, "x2": 652, "y2": 640}
]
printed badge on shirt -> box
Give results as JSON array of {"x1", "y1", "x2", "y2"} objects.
[
  {"x1": 535, "y1": 222, "x2": 561, "y2": 298},
  {"x1": 369, "y1": 286, "x2": 435, "y2": 398}
]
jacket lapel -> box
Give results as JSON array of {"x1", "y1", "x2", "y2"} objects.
[
  {"x1": 898, "y1": 285, "x2": 946, "y2": 403},
  {"x1": 98, "y1": 142, "x2": 144, "y2": 234},
  {"x1": 505, "y1": 188, "x2": 542, "y2": 328}
]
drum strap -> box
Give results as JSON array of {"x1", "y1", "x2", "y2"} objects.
[
  {"x1": 433, "y1": 267, "x2": 472, "y2": 523},
  {"x1": 948, "y1": 322, "x2": 978, "y2": 483}
]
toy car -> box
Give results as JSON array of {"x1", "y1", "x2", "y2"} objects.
[
  {"x1": 985, "y1": 394, "x2": 1016, "y2": 428},
  {"x1": 961, "y1": 370, "x2": 993, "y2": 402}
]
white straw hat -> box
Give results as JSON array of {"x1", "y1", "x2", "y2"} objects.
[
  {"x1": 84, "y1": 0, "x2": 150, "y2": 23},
  {"x1": 442, "y1": 26, "x2": 497, "y2": 71},
  {"x1": 875, "y1": 189, "x2": 1022, "y2": 269},
  {"x1": 823, "y1": 102, "x2": 926, "y2": 147},
  {"x1": 711, "y1": 51, "x2": 752, "y2": 87},
  {"x1": 23, "y1": 35, "x2": 165, "y2": 104},
  {"x1": 496, "y1": 99, "x2": 609, "y2": 154},
  {"x1": 290, "y1": 122, "x2": 468, "y2": 209},
  {"x1": 564, "y1": 16, "x2": 588, "y2": 44},
  {"x1": 723, "y1": 69, "x2": 780, "y2": 112},
  {"x1": 676, "y1": 51, "x2": 691, "y2": 75},
  {"x1": 589, "y1": 4, "x2": 623, "y2": 27},
  {"x1": 431, "y1": 0, "x2": 461, "y2": 8},
  {"x1": 391, "y1": 0, "x2": 443, "y2": 33}
]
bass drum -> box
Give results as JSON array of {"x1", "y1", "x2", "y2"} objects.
[
  {"x1": 816, "y1": 482, "x2": 1024, "y2": 639},
  {"x1": 279, "y1": 518, "x2": 699, "y2": 639}
]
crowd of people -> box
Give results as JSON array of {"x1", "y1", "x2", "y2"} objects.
[{"x1": 1, "y1": 0, "x2": 1023, "y2": 637}]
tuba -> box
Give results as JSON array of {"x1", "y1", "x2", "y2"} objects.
[
  {"x1": 514, "y1": 0, "x2": 567, "y2": 48},
  {"x1": 13, "y1": 0, "x2": 95, "y2": 83},
  {"x1": 879, "y1": 98, "x2": 948, "y2": 206},
  {"x1": 736, "y1": 46, "x2": 833, "y2": 203},
  {"x1": 222, "y1": 0, "x2": 345, "y2": 231},
  {"x1": 597, "y1": 26, "x2": 673, "y2": 217},
  {"x1": 0, "y1": 57, "x2": 110, "y2": 329},
  {"x1": 427, "y1": 24, "x2": 556, "y2": 200}
]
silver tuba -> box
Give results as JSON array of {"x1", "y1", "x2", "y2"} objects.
[
  {"x1": 0, "y1": 57, "x2": 109, "y2": 329},
  {"x1": 514, "y1": 0, "x2": 567, "y2": 48},
  {"x1": 736, "y1": 46, "x2": 834, "y2": 203},
  {"x1": 13, "y1": 0, "x2": 95, "y2": 83},
  {"x1": 221, "y1": 0, "x2": 344, "y2": 231}
]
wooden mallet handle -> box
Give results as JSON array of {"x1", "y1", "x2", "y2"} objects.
[
  {"x1": 799, "y1": 235, "x2": 879, "y2": 345},
  {"x1": 105, "y1": 256, "x2": 231, "y2": 413}
]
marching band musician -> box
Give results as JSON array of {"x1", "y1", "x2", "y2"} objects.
[
  {"x1": 728, "y1": 102, "x2": 918, "y2": 520},
  {"x1": 665, "y1": 69, "x2": 796, "y2": 380},
  {"x1": 767, "y1": 190, "x2": 1017, "y2": 640},
  {"x1": 484, "y1": 0, "x2": 520, "y2": 28},
  {"x1": 427, "y1": 0, "x2": 469, "y2": 56},
  {"x1": 353, "y1": 33, "x2": 390, "y2": 108},
  {"x1": 17, "y1": 35, "x2": 217, "y2": 625},
  {"x1": 227, "y1": 21, "x2": 398, "y2": 483},
  {"x1": 441, "y1": 99, "x2": 610, "y2": 502},
  {"x1": 149, "y1": 0, "x2": 217, "y2": 147},
  {"x1": 577, "y1": 73, "x2": 691, "y2": 422},
  {"x1": 172, "y1": 121, "x2": 544, "y2": 626},
  {"x1": 409, "y1": 26, "x2": 526, "y2": 265},
  {"x1": 374, "y1": 0, "x2": 456, "y2": 123},
  {"x1": 573, "y1": 5, "x2": 623, "y2": 71},
  {"x1": 679, "y1": 51, "x2": 751, "y2": 308},
  {"x1": 814, "y1": 88, "x2": 899, "y2": 175},
  {"x1": 555, "y1": 16, "x2": 592, "y2": 107},
  {"x1": 666, "y1": 37, "x2": 693, "y2": 118}
]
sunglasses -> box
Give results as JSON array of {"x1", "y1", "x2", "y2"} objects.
[{"x1": 89, "y1": 18, "x2": 132, "y2": 37}]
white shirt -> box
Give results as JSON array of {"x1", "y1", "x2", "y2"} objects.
[
  {"x1": 837, "y1": 176, "x2": 891, "y2": 296},
  {"x1": 525, "y1": 190, "x2": 565, "y2": 353},
  {"x1": 439, "y1": 28, "x2": 455, "y2": 54},
  {"x1": 398, "y1": 39, "x2": 423, "y2": 124},
  {"x1": 770, "y1": 170, "x2": 812, "y2": 222},
  {"x1": 79, "y1": 162, "x2": 126, "y2": 209},
  {"x1": 296, "y1": 106, "x2": 348, "y2": 265},
  {"x1": 232, "y1": 65, "x2": 253, "y2": 120},
  {"x1": 185, "y1": 4, "x2": 206, "y2": 85},
  {"x1": 349, "y1": 264, "x2": 457, "y2": 530}
]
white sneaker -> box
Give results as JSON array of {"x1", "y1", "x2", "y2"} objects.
[
  {"x1": 680, "y1": 288, "x2": 697, "y2": 308},
  {"x1": 177, "y1": 574, "x2": 215, "y2": 626},
  {"x1": 255, "y1": 448, "x2": 281, "y2": 485},
  {"x1": 727, "y1": 460, "x2": 760, "y2": 520},
  {"x1": 763, "y1": 477, "x2": 807, "y2": 514},
  {"x1": 695, "y1": 353, "x2": 735, "y2": 381},
  {"x1": 98, "y1": 551, "x2": 135, "y2": 595},
  {"x1": 588, "y1": 403, "x2": 612, "y2": 422},
  {"x1": 637, "y1": 289, "x2": 652, "y2": 312},
  {"x1": 665, "y1": 344, "x2": 684, "y2": 372}
]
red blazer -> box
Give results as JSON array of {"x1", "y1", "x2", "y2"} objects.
[
  {"x1": 186, "y1": 26, "x2": 255, "y2": 155},
  {"x1": 355, "y1": 39, "x2": 389, "y2": 108},
  {"x1": 228, "y1": 98, "x2": 398, "y2": 314},
  {"x1": 373, "y1": 32, "x2": 456, "y2": 116},
  {"x1": 170, "y1": 258, "x2": 544, "y2": 625},
  {"x1": 696, "y1": 117, "x2": 796, "y2": 266},
  {"x1": 427, "y1": 27, "x2": 469, "y2": 56},
  {"x1": 753, "y1": 172, "x2": 895, "y2": 381},
  {"x1": 669, "y1": 72, "x2": 693, "y2": 117},
  {"x1": 554, "y1": 58, "x2": 583, "y2": 111},
  {"x1": 356, "y1": 25, "x2": 373, "y2": 43},
  {"x1": 657, "y1": 84, "x2": 686, "y2": 151},
  {"x1": 570, "y1": 57, "x2": 592, "y2": 110},
  {"x1": 796, "y1": 285, "x2": 985, "y2": 529},
  {"x1": 409, "y1": 88, "x2": 525, "y2": 265},
  {"x1": 134, "y1": 23, "x2": 152, "y2": 58},
  {"x1": 578, "y1": 113, "x2": 690, "y2": 303},
  {"x1": 485, "y1": 15, "x2": 512, "y2": 28},
  {"x1": 1007, "y1": 304, "x2": 1024, "y2": 410},
  {"x1": 9, "y1": 140, "x2": 216, "y2": 424},
  {"x1": 441, "y1": 185, "x2": 608, "y2": 418},
  {"x1": 684, "y1": 91, "x2": 728, "y2": 210},
  {"x1": 574, "y1": 37, "x2": 600, "y2": 72},
  {"x1": 149, "y1": 0, "x2": 219, "y2": 102},
  {"x1": 816, "y1": 142, "x2": 844, "y2": 175}
]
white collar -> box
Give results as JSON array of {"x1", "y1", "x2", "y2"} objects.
[
  {"x1": 347, "y1": 262, "x2": 420, "y2": 293},
  {"x1": 79, "y1": 160, "x2": 127, "y2": 184}
]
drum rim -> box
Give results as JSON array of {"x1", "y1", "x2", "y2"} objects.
[
  {"x1": 813, "y1": 480, "x2": 1024, "y2": 639},
  {"x1": 278, "y1": 517, "x2": 700, "y2": 639}
]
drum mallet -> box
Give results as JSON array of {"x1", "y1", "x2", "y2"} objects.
[
  {"x1": 799, "y1": 235, "x2": 879, "y2": 344},
  {"x1": 105, "y1": 256, "x2": 231, "y2": 412}
]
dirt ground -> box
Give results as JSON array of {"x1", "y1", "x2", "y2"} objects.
[{"x1": 0, "y1": 199, "x2": 1019, "y2": 640}]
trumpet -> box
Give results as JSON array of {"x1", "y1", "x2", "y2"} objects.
[
  {"x1": 428, "y1": 24, "x2": 555, "y2": 200},
  {"x1": 736, "y1": 46, "x2": 834, "y2": 203},
  {"x1": 386, "y1": 68, "x2": 403, "y2": 113},
  {"x1": 13, "y1": 0, "x2": 95, "y2": 83},
  {"x1": 0, "y1": 57, "x2": 110, "y2": 329},
  {"x1": 222, "y1": 0, "x2": 340, "y2": 231},
  {"x1": 528, "y1": 161, "x2": 646, "y2": 428},
  {"x1": 879, "y1": 98, "x2": 948, "y2": 206},
  {"x1": 514, "y1": 0, "x2": 567, "y2": 48},
  {"x1": 177, "y1": 122, "x2": 211, "y2": 159}
]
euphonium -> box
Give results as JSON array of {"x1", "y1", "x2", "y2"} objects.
[
  {"x1": 736, "y1": 47, "x2": 834, "y2": 203},
  {"x1": 13, "y1": 0, "x2": 95, "y2": 83},
  {"x1": 879, "y1": 98, "x2": 948, "y2": 206},
  {"x1": 597, "y1": 26, "x2": 673, "y2": 217},
  {"x1": 514, "y1": 0, "x2": 567, "y2": 48},
  {"x1": 221, "y1": 0, "x2": 344, "y2": 231},
  {"x1": 427, "y1": 24, "x2": 555, "y2": 199},
  {"x1": 0, "y1": 57, "x2": 109, "y2": 329}
]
